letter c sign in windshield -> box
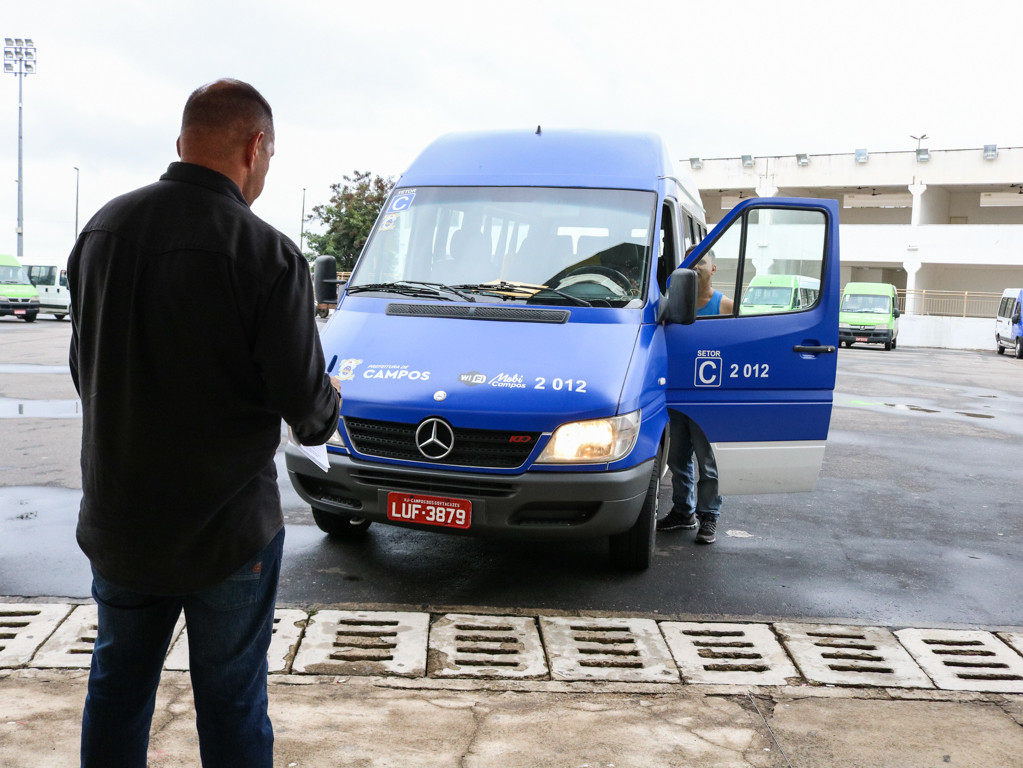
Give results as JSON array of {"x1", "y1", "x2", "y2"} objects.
[
  {"x1": 388, "y1": 190, "x2": 416, "y2": 213},
  {"x1": 694, "y1": 355, "x2": 722, "y2": 388}
]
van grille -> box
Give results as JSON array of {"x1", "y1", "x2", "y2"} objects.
[{"x1": 344, "y1": 417, "x2": 540, "y2": 469}]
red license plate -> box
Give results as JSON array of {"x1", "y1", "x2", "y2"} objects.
[
  {"x1": 387, "y1": 492, "x2": 471, "y2": 530},
  {"x1": 14, "y1": 309, "x2": 25, "y2": 315},
  {"x1": 855, "y1": 336, "x2": 868, "y2": 342}
]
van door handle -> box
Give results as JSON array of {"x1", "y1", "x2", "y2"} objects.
[{"x1": 793, "y1": 345, "x2": 836, "y2": 354}]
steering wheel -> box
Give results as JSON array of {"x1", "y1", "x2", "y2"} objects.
[{"x1": 555, "y1": 266, "x2": 632, "y2": 297}]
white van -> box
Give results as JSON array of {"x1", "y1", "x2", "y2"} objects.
[
  {"x1": 995, "y1": 287, "x2": 1023, "y2": 358},
  {"x1": 26, "y1": 265, "x2": 71, "y2": 320}
]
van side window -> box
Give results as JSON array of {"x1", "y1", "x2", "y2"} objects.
[
  {"x1": 657, "y1": 201, "x2": 681, "y2": 295},
  {"x1": 700, "y1": 207, "x2": 827, "y2": 317}
]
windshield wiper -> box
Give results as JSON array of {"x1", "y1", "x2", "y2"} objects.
[
  {"x1": 346, "y1": 281, "x2": 475, "y2": 302},
  {"x1": 452, "y1": 281, "x2": 592, "y2": 307}
]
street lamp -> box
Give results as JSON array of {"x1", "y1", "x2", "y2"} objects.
[
  {"x1": 74, "y1": 166, "x2": 80, "y2": 239},
  {"x1": 300, "y1": 187, "x2": 306, "y2": 252},
  {"x1": 3, "y1": 37, "x2": 36, "y2": 261}
]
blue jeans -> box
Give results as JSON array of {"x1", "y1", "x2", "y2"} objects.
[
  {"x1": 668, "y1": 411, "x2": 722, "y2": 519},
  {"x1": 81, "y1": 528, "x2": 284, "y2": 768}
]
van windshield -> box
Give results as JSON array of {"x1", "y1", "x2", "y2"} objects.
[
  {"x1": 742, "y1": 286, "x2": 793, "y2": 307},
  {"x1": 348, "y1": 187, "x2": 656, "y2": 308},
  {"x1": 842, "y1": 294, "x2": 891, "y2": 313},
  {"x1": 0, "y1": 265, "x2": 32, "y2": 286}
]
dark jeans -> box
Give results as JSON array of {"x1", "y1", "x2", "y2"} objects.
[
  {"x1": 668, "y1": 410, "x2": 722, "y2": 519},
  {"x1": 80, "y1": 528, "x2": 284, "y2": 768}
]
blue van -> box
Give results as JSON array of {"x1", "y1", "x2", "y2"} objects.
[
  {"x1": 995, "y1": 288, "x2": 1023, "y2": 358},
  {"x1": 285, "y1": 129, "x2": 839, "y2": 569}
]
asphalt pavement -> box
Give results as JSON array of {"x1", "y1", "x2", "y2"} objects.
[{"x1": 3, "y1": 317, "x2": 1023, "y2": 766}]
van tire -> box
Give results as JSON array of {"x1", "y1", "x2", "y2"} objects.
[
  {"x1": 843, "y1": 340, "x2": 853, "y2": 348},
  {"x1": 53, "y1": 314, "x2": 66, "y2": 321},
  {"x1": 884, "y1": 340, "x2": 892, "y2": 351},
  {"x1": 609, "y1": 451, "x2": 659, "y2": 570},
  {"x1": 22, "y1": 313, "x2": 36, "y2": 323},
  {"x1": 997, "y1": 335, "x2": 1006, "y2": 354},
  {"x1": 312, "y1": 507, "x2": 372, "y2": 538},
  {"x1": 891, "y1": 338, "x2": 897, "y2": 349},
  {"x1": 1016, "y1": 338, "x2": 1023, "y2": 360}
]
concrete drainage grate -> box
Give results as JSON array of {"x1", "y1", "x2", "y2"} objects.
[
  {"x1": 775, "y1": 622, "x2": 933, "y2": 688},
  {"x1": 539, "y1": 616, "x2": 678, "y2": 683},
  {"x1": 292, "y1": 610, "x2": 429, "y2": 677},
  {"x1": 428, "y1": 613, "x2": 548, "y2": 679},
  {"x1": 660, "y1": 622, "x2": 801, "y2": 685},
  {"x1": 896, "y1": 628, "x2": 1023, "y2": 692},
  {"x1": 0, "y1": 603, "x2": 73, "y2": 668},
  {"x1": 30, "y1": 605, "x2": 99, "y2": 668},
  {"x1": 998, "y1": 631, "x2": 1023, "y2": 660},
  {"x1": 164, "y1": 609, "x2": 308, "y2": 673}
]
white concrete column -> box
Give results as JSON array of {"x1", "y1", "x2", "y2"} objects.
[
  {"x1": 904, "y1": 260, "x2": 922, "y2": 315},
  {"x1": 756, "y1": 177, "x2": 778, "y2": 198},
  {"x1": 908, "y1": 181, "x2": 927, "y2": 227}
]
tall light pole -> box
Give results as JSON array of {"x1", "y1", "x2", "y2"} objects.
[
  {"x1": 3, "y1": 37, "x2": 36, "y2": 261},
  {"x1": 74, "y1": 166, "x2": 80, "y2": 239},
  {"x1": 300, "y1": 187, "x2": 306, "y2": 253}
]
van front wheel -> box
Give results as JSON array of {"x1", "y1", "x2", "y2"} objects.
[
  {"x1": 997, "y1": 335, "x2": 1006, "y2": 354},
  {"x1": 1016, "y1": 338, "x2": 1023, "y2": 360},
  {"x1": 609, "y1": 453, "x2": 659, "y2": 570}
]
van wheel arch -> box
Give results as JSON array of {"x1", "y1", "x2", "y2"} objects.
[{"x1": 608, "y1": 445, "x2": 661, "y2": 571}]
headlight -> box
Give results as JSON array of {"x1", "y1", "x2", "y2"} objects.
[
  {"x1": 838, "y1": 323, "x2": 851, "y2": 330},
  {"x1": 29, "y1": 296, "x2": 40, "y2": 303},
  {"x1": 327, "y1": 428, "x2": 346, "y2": 448},
  {"x1": 537, "y1": 410, "x2": 641, "y2": 464}
]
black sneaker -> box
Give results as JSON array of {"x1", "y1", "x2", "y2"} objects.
[
  {"x1": 657, "y1": 509, "x2": 698, "y2": 531},
  {"x1": 695, "y1": 516, "x2": 717, "y2": 544}
]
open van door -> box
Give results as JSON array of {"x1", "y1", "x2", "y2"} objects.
[{"x1": 664, "y1": 198, "x2": 839, "y2": 494}]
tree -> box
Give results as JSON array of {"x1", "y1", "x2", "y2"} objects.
[{"x1": 305, "y1": 171, "x2": 394, "y2": 271}]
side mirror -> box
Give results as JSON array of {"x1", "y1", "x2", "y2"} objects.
[
  {"x1": 312, "y1": 255, "x2": 339, "y2": 305},
  {"x1": 893, "y1": 307, "x2": 901, "y2": 318},
  {"x1": 660, "y1": 268, "x2": 697, "y2": 325},
  {"x1": 1013, "y1": 311, "x2": 1021, "y2": 325}
]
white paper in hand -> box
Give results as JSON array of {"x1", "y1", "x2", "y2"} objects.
[{"x1": 288, "y1": 427, "x2": 330, "y2": 473}]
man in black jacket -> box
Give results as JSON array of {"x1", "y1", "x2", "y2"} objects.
[{"x1": 70, "y1": 79, "x2": 340, "y2": 768}]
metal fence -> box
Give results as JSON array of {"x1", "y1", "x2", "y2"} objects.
[{"x1": 897, "y1": 290, "x2": 1001, "y2": 318}]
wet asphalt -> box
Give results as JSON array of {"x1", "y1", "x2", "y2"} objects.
[{"x1": 2, "y1": 316, "x2": 1022, "y2": 630}]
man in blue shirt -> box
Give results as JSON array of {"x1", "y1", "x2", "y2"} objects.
[{"x1": 657, "y1": 249, "x2": 732, "y2": 542}]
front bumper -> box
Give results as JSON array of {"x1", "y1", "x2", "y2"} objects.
[
  {"x1": 839, "y1": 327, "x2": 893, "y2": 344},
  {"x1": 0, "y1": 298, "x2": 39, "y2": 317},
  {"x1": 285, "y1": 444, "x2": 653, "y2": 540}
]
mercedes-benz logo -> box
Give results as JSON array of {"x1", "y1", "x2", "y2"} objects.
[{"x1": 414, "y1": 417, "x2": 455, "y2": 460}]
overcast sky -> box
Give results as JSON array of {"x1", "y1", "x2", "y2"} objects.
[{"x1": 3, "y1": 0, "x2": 1019, "y2": 264}]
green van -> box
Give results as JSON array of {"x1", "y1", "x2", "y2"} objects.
[
  {"x1": 739, "y1": 273, "x2": 821, "y2": 315},
  {"x1": 0, "y1": 253, "x2": 40, "y2": 322},
  {"x1": 839, "y1": 282, "x2": 899, "y2": 350}
]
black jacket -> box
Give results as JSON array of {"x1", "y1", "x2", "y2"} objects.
[{"x1": 69, "y1": 162, "x2": 339, "y2": 594}]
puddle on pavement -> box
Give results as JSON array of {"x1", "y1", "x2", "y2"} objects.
[
  {"x1": 956, "y1": 411, "x2": 995, "y2": 419},
  {"x1": 0, "y1": 397, "x2": 81, "y2": 418},
  {"x1": 0, "y1": 364, "x2": 71, "y2": 374},
  {"x1": 883, "y1": 403, "x2": 940, "y2": 414}
]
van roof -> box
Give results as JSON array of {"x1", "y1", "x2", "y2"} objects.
[
  {"x1": 0, "y1": 254, "x2": 21, "y2": 266},
  {"x1": 843, "y1": 282, "x2": 896, "y2": 295},
  {"x1": 749, "y1": 273, "x2": 820, "y2": 287},
  {"x1": 398, "y1": 129, "x2": 678, "y2": 192},
  {"x1": 1001, "y1": 288, "x2": 1023, "y2": 297}
]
